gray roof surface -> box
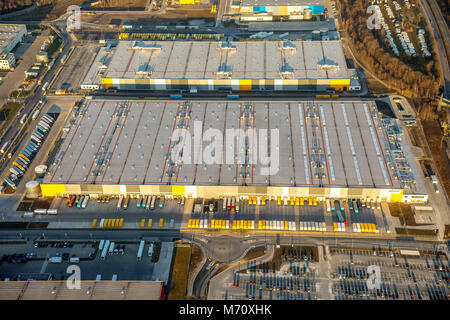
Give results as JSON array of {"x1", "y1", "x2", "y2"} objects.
[{"x1": 45, "y1": 99, "x2": 412, "y2": 190}]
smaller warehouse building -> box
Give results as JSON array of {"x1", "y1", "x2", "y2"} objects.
[
  {"x1": 238, "y1": 0, "x2": 325, "y2": 21},
  {"x1": 82, "y1": 40, "x2": 359, "y2": 92},
  {"x1": 0, "y1": 280, "x2": 164, "y2": 300}
]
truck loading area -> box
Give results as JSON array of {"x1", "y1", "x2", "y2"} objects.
[{"x1": 41, "y1": 99, "x2": 427, "y2": 203}]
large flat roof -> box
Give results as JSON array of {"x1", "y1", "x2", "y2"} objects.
[
  {"x1": 45, "y1": 99, "x2": 422, "y2": 192},
  {"x1": 82, "y1": 40, "x2": 352, "y2": 86}
]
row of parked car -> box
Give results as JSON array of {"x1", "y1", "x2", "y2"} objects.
[
  {"x1": 1, "y1": 252, "x2": 37, "y2": 264},
  {"x1": 34, "y1": 241, "x2": 76, "y2": 248}
]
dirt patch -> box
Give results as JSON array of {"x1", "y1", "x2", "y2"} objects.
[
  {"x1": 151, "y1": 241, "x2": 161, "y2": 263},
  {"x1": 421, "y1": 120, "x2": 450, "y2": 198},
  {"x1": 168, "y1": 244, "x2": 191, "y2": 300}
]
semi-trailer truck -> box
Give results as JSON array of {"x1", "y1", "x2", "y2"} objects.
[
  {"x1": 137, "y1": 240, "x2": 145, "y2": 261},
  {"x1": 32, "y1": 109, "x2": 41, "y2": 120},
  {"x1": 0, "y1": 141, "x2": 10, "y2": 154},
  {"x1": 42, "y1": 82, "x2": 49, "y2": 91},
  {"x1": 20, "y1": 114, "x2": 28, "y2": 125}
]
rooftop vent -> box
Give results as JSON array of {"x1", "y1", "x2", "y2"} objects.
[{"x1": 278, "y1": 40, "x2": 297, "y2": 51}]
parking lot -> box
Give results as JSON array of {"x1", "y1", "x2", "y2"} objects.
[
  {"x1": 0, "y1": 240, "x2": 161, "y2": 281},
  {"x1": 209, "y1": 244, "x2": 449, "y2": 300}
]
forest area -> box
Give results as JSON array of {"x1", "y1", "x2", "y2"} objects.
[{"x1": 338, "y1": 0, "x2": 442, "y2": 120}]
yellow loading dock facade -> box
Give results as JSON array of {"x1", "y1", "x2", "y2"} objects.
[
  {"x1": 82, "y1": 40, "x2": 358, "y2": 92},
  {"x1": 41, "y1": 183, "x2": 409, "y2": 203}
]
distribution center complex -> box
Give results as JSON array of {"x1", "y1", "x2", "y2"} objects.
[
  {"x1": 41, "y1": 99, "x2": 427, "y2": 203},
  {"x1": 81, "y1": 40, "x2": 360, "y2": 92}
]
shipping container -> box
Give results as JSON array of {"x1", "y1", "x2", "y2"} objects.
[
  {"x1": 20, "y1": 114, "x2": 28, "y2": 125},
  {"x1": 101, "y1": 240, "x2": 110, "y2": 260},
  {"x1": 117, "y1": 195, "x2": 123, "y2": 209},
  {"x1": 32, "y1": 109, "x2": 41, "y2": 120},
  {"x1": 99, "y1": 240, "x2": 105, "y2": 251},
  {"x1": 137, "y1": 240, "x2": 145, "y2": 261}
]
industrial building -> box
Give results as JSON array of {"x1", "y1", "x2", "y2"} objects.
[
  {"x1": 40, "y1": 99, "x2": 427, "y2": 203},
  {"x1": 237, "y1": 0, "x2": 325, "y2": 21},
  {"x1": 0, "y1": 24, "x2": 27, "y2": 55},
  {"x1": 0, "y1": 281, "x2": 164, "y2": 300},
  {"x1": 81, "y1": 40, "x2": 360, "y2": 92},
  {"x1": 0, "y1": 53, "x2": 15, "y2": 70}
]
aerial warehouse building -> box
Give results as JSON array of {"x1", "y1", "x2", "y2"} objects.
[{"x1": 40, "y1": 98, "x2": 427, "y2": 204}]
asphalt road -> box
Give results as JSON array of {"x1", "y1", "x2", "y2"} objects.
[{"x1": 419, "y1": 0, "x2": 450, "y2": 98}]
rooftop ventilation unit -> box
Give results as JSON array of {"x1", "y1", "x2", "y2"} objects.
[
  {"x1": 317, "y1": 57, "x2": 339, "y2": 71},
  {"x1": 136, "y1": 62, "x2": 153, "y2": 76},
  {"x1": 217, "y1": 63, "x2": 232, "y2": 78},
  {"x1": 217, "y1": 41, "x2": 237, "y2": 52},
  {"x1": 278, "y1": 40, "x2": 297, "y2": 52},
  {"x1": 129, "y1": 41, "x2": 162, "y2": 51}
]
